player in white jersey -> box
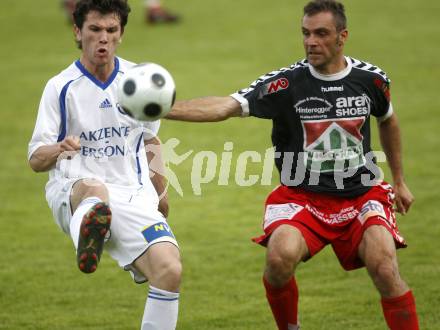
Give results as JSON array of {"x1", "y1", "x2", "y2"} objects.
[{"x1": 28, "y1": 1, "x2": 181, "y2": 329}]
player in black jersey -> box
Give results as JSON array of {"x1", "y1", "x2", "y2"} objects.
[{"x1": 167, "y1": 0, "x2": 419, "y2": 329}]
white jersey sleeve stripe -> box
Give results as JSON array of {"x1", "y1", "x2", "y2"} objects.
[{"x1": 57, "y1": 79, "x2": 75, "y2": 142}]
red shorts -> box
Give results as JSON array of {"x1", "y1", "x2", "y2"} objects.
[{"x1": 252, "y1": 182, "x2": 406, "y2": 270}]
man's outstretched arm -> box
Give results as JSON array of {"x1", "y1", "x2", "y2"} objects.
[{"x1": 166, "y1": 96, "x2": 242, "y2": 122}]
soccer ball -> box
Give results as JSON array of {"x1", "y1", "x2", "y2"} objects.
[{"x1": 117, "y1": 63, "x2": 176, "y2": 121}]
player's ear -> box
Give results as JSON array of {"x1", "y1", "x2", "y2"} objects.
[
  {"x1": 339, "y1": 29, "x2": 348, "y2": 46},
  {"x1": 73, "y1": 24, "x2": 81, "y2": 43}
]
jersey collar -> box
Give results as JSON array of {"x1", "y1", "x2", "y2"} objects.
[
  {"x1": 308, "y1": 56, "x2": 352, "y2": 81},
  {"x1": 75, "y1": 57, "x2": 120, "y2": 90}
]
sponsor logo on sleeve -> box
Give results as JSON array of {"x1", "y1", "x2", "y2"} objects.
[
  {"x1": 374, "y1": 78, "x2": 391, "y2": 102},
  {"x1": 264, "y1": 203, "x2": 303, "y2": 229},
  {"x1": 259, "y1": 78, "x2": 289, "y2": 98}
]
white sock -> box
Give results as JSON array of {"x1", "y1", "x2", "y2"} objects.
[
  {"x1": 69, "y1": 197, "x2": 103, "y2": 250},
  {"x1": 141, "y1": 285, "x2": 179, "y2": 330}
]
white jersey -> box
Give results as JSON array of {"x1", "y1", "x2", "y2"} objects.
[{"x1": 28, "y1": 57, "x2": 160, "y2": 192}]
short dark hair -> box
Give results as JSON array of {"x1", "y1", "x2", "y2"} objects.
[
  {"x1": 303, "y1": 0, "x2": 347, "y2": 31},
  {"x1": 73, "y1": 0, "x2": 131, "y2": 31}
]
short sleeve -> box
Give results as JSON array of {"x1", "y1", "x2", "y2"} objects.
[
  {"x1": 371, "y1": 75, "x2": 393, "y2": 122},
  {"x1": 141, "y1": 119, "x2": 161, "y2": 140},
  {"x1": 28, "y1": 79, "x2": 62, "y2": 160},
  {"x1": 231, "y1": 71, "x2": 291, "y2": 119}
]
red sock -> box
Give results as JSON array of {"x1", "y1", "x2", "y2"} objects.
[
  {"x1": 381, "y1": 290, "x2": 419, "y2": 330},
  {"x1": 263, "y1": 276, "x2": 299, "y2": 330}
]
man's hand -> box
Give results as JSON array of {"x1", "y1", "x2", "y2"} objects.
[
  {"x1": 58, "y1": 136, "x2": 81, "y2": 160},
  {"x1": 394, "y1": 181, "x2": 414, "y2": 215},
  {"x1": 29, "y1": 136, "x2": 81, "y2": 172},
  {"x1": 60, "y1": 135, "x2": 81, "y2": 151}
]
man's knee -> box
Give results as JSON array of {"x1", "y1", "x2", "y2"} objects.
[
  {"x1": 265, "y1": 225, "x2": 308, "y2": 286},
  {"x1": 71, "y1": 178, "x2": 109, "y2": 211},
  {"x1": 155, "y1": 257, "x2": 182, "y2": 285},
  {"x1": 360, "y1": 225, "x2": 408, "y2": 296},
  {"x1": 369, "y1": 251, "x2": 399, "y2": 283},
  {"x1": 75, "y1": 178, "x2": 108, "y2": 196},
  {"x1": 360, "y1": 225, "x2": 396, "y2": 264},
  {"x1": 368, "y1": 253, "x2": 408, "y2": 296},
  {"x1": 135, "y1": 243, "x2": 182, "y2": 291}
]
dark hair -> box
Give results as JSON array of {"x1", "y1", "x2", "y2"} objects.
[
  {"x1": 303, "y1": 0, "x2": 346, "y2": 31},
  {"x1": 73, "y1": 0, "x2": 131, "y2": 31}
]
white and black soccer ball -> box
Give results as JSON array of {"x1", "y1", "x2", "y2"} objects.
[{"x1": 117, "y1": 63, "x2": 176, "y2": 121}]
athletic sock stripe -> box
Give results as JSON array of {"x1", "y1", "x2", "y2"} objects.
[
  {"x1": 148, "y1": 295, "x2": 179, "y2": 301},
  {"x1": 148, "y1": 291, "x2": 166, "y2": 297},
  {"x1": 148, "y1": 287, "x2": 180, "y2": 302},
  {"x1": 148, "y1": 290, "x2": 179, "y2": 298}
]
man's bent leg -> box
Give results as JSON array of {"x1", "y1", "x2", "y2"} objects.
[
  {"x1": 264, "y1": 225, "x2": 310, "y2": 330},
  {"x1": 69, "y1": 179, "x2": 111, "y2": 273},
  {"x1": 358, "y1": 224, "x2": 419, "y2": 330},
  {"x1": 134, "y1": 242, "x2": 181, "y2": 330},
  {"x1": 70, "y1": 178, "x2": 109, "y2": 212}
]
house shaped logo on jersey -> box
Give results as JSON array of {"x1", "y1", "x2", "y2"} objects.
[{"x1": 302, "y1": 117, "x2": 366, "y2": 173}]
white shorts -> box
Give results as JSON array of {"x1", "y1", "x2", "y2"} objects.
[{"x1": 45, "y1": 178, "x2": 178, "y2": 283}]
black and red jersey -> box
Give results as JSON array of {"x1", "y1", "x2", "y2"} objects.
[{"x1": 232, "y1": 57, "x2": 393, "y2": 197}]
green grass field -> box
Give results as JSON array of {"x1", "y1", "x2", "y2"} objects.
[{"x1": 1, "y1": 0, "x2": 440, "y2": 329}]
